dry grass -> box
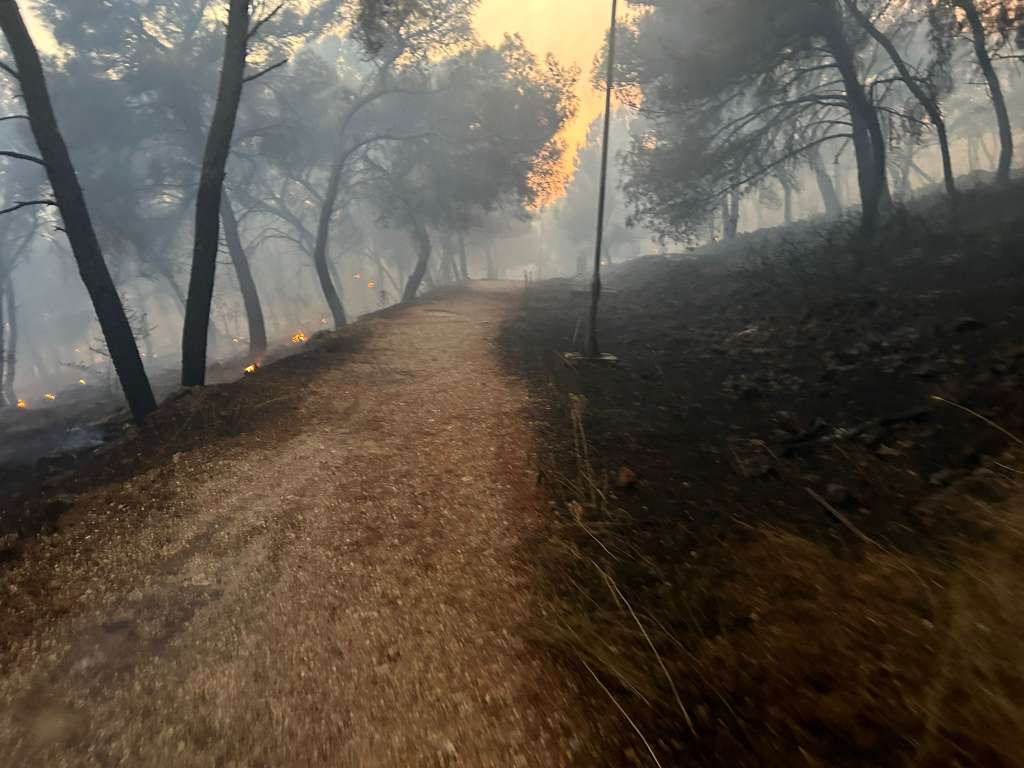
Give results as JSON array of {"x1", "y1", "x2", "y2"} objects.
[{"x1": 533, "y1": 395, "x2": 1024, "y2": 767}]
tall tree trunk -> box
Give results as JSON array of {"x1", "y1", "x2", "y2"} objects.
[
  {"x1": 825, "y1": 11, "x2": 887, "y2": 235},
  {"x1": 833, "y1": 160, "x2": 845, "y2": 208},
  {"x1": 221, "y1": 192, "x2": 267, "y2": 358},
  {"x1": 0, "y1": 1, "x2": 156, "y2": 423},
  {"x1": 402, "y1": 213, "x2": 431, "y2": 303},
  {"x1": 896, "y1": 146, "x2": 914, "y2": 198},
  {"x1": 809, "y1": 148, "x2": 842, "y2": 217},
  {"x1": 782, "y1": 181, "x2": 793, "y2": 225},
  {"x1": 723, "y1": 189, "x2": 740, "y2": 238},
  {"x1": 311, "y1": 160, "x2": 347, "y2": 328},
  {"x1": 967, "y1": 136, "x2": 977, "y2": 173},
  {"x1": 457, "y1": 229, "x2": 469, "y2": 280},
  {"x1": 0, "y1": 277, "x2": 6, "y2": 406},
  {"x1": 846, "y1": 0, "x2": 956, "y2": 198},
  {"x1": 181, "y1": 0, "x2": 249, "y2": 387},
  {"x1": 959, "y1": 0, "x2": 1013, "y2": 184},
  {"x1": 5, "y1": 275, "x2": 17, "y2": 405}
]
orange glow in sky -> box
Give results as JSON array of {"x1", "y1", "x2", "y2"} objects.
[{"x1": 475, "y1": 0, "x2": 619, "y2": 203}]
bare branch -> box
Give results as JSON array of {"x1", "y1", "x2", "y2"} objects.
[
  {"x1": 0, "y1": 150, "x2": 46, "y2": 167},
  {"x1": 243, "y1": 58, "x2": 288, "y2": 84},
  {"x1": 247, "y1": 3, "x2": 284, "y2": 41},
  {"x1": 0, "y1": 61, "x2": 18, "y2": 80},
  {"x1": 0, "y1": 199, "x2": 56, "y2": 216}
]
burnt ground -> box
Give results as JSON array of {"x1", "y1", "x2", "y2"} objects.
[{"x1": 500, "y1": 186, "x2": 1024, "y2": 766}]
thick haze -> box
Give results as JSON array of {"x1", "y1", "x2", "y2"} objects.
[{"x1": 1, "y1": 0, "x2": 1020, "y2": 418}]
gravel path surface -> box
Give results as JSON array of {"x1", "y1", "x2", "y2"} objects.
[{"x1": 0, "y1": 283, "x2": 601, "y2": 766}]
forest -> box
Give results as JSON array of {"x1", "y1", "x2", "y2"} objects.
[{"x1": 1, "y1": 0, "x2": 1024, "y2": 766}]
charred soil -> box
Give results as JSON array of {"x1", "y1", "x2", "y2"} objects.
[{"x1": 500, "y1": 185, "x2": 1024, "y2": 766}]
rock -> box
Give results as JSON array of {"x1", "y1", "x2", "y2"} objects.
[
  {"x1": 962, "y1": 476, "x2": 1008, "y2": 502},
  {"x1": 825, "y1": 484, "x2": 850, "y2": 506},
  {"x1": 859, "y1": 427, "x2": 883, "y2": 447},
  {"x1": 912, "y1": 361, "x2": 945, "y2": 379},
  {"x1": 615, "y1": 465, "x2": 638, "y2": 489},
  {"x1": 0, "y1": 532, "x2": 17, "y2": 556},
  {"x1": 953, "y1": 317, "x2": 985, "y2": 333},
  {"x1": 928, "y1": 469, "x2": 956, "y2": 487}
]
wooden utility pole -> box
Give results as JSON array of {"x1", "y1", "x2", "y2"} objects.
[{"x1": 586, "y1": 0, "x2": 618, "y2": 358}]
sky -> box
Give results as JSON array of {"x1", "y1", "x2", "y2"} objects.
[{"x1": 475, "y1": 0, "x2": 618, "y2": 198}]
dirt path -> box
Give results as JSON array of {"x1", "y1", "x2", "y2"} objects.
[{"x1": 0, "y1": 283, "x2": 601, "y2": 766}]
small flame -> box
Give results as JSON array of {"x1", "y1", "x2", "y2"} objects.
[
  {"x1": 244, "y1": 363, "x2": 259, "y2": 375},
  {"x1": 291, "y1": 331, "x2": 307, "y2": 344},
  {"x1": 367, "y1": 281, "x2": 376, "y2": 289},
  {"x1": 78, "y1": 378, "x2": 87, "y2": 385},
  {"x1": 16, "y1": 399, "x2": 27, "y2": 409},
  {"x1": 44, "y1": 393, "x2": 57, "y2": 401}
]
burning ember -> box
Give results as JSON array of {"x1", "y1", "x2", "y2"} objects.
[
  {"x1": 291, "y1": 331, "x2": 307, "y2": 344},
  {"x1": 44, "y1": 393, "x2": 57, "y2": 401},
  {"x1": 16, "y1": 399, "x2": 27, "y2": 409},
  {"x1": 367, "y1": 281, "x2": 376, "y2": 289},
  {"x1": 244, "y1": 363, "x2": 259, "y2": 375},
  {"x1": 78, "y1": 378, "x2": 87, "y2": 385}
]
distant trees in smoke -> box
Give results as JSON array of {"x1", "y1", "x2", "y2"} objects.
[
  {"x1": 0, "y1": 0, "x2": 575, "y2": 418},
  {"x1": 617, "y1": 0, "x2": 1023, "y2": 243}
]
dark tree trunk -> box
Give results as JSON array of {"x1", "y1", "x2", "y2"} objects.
[
  {"x1": 723, "y1": 189, "x2": 740, "y2": 238},
  {"x1": 846, "y1": 0, "x2": 956, "y2": 198},
  {"x1": 826, "y1": 12, "x2": 887, "y2": 235},
  {"x1": 0, "y1": 277, "x2": 6, "y2": 406},
  {"x1": 833, "y1": 160, "x2": 845, "y2": 209},
  {"x1": 402, "y1": 213, "x2": 431, "y2": 303},
  {"x1": 311, "y1": 160, "x2": 347, "y2": 328},
  {"x1": 0, "y1": 276, "x2": 15, "y2": 406},
  {"x1": 220, "y1": 192, "x2": 267, "y2": 358},
  {"x1": 960, "y1": 0, "x2": 1013, "y2": 184},
  {"x1": 0, "y1": 1, "x2": 155, "y2": 423},
  {"x1": 809, "y1": 148, "x2": 842, "y2": 218},
  {"x1": 181, "y1": 0, "x2": 249, "y2": 387},
  {"x1": 457, "y1": 229, "x2": 469, "y2": 280},
  {"x1": 896, "y1": 146, "x2": 914, "y2": 198}
]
